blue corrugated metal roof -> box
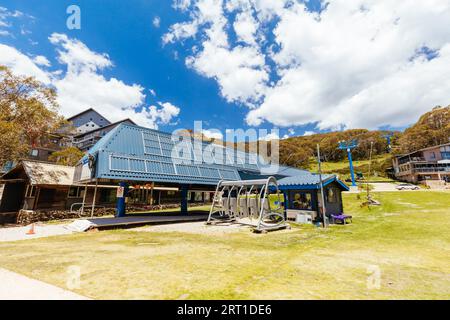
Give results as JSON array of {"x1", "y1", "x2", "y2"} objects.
[
  {"x1": 79, "y1": 123, "x2": 349, "y2": 189},
  {"x1": 82, "y1": 123, "x2": 256, "y2": 185},
  {"x1": 278, "y1": 173, "x2": 332, "y2": 186},
  {"x1": 278, "y1": 173, "x2": 350, "y2": 191},
  {"x1": 272, "y1": 165, "x2": 310, "y2": 177},
  {"x1": 82, "y1": 124, "x2": 123, "y2": 156}
]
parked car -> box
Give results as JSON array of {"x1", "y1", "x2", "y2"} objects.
[{"x1": 396, "y1": 183, "x2": 420, "y2": 190}]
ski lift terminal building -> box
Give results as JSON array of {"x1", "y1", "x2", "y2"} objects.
[
  {"x1": 0, "y1": 123, "x2": 349, "y2": 222},
  {"x1": 73, "y1": 123, "x2": 349, "y2": 220}
]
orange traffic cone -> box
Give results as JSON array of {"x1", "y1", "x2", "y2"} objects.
[{"x1": 26, "y1": 223, "x2": 36, "y2": 235}]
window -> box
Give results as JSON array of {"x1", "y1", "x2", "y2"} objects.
[
  {"x1": 100, "y1": 189, "x2": 115, "y2": 203},
  {"x1": 327, "y1": 188, "x2": 338, "y2": 203},
  {"x1": 194, "y1": 192, "x2": 203, "y2": 202},
  {"x1": 290, "y1": 192, "x2": 312, "y2": 210},
  {"x1": 25, "y1": 185, "x2": 37, "y2": 198},
  {"x1": 68, "y1": 186, "x2": 83, "y2": 198},
  {"x1": 30, "y1": 149, "x2": 39, "y2": 157},
  {"x1": 441, "y1": 151, "x2": 450, "y2": 160}
]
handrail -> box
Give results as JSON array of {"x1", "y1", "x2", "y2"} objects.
[{"x1": 70, "y1": 202, "x2": 106, "y2": 217}]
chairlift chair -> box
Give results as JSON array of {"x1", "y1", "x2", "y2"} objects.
[{"x1": 206, "y1": 177, "x2": 289, "y2": 233}]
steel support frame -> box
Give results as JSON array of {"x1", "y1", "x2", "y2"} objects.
[{"x1": 206, "y1": 177, "x2": 288, "y2": 233}]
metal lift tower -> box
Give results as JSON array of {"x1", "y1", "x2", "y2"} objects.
[
  {"x1": 338, "y1": 140, "x2": 358, "y2": 187},
  {"x1": 383, "y1": 133, "x2": 394, "y2": 153}
]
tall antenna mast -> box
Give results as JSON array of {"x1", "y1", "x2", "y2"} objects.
[
  {"x1": 366, "y1": 141, "x2": 374, "y2": 209},
  {"x1": 317, "y1": 144, "x2": 328, "y2": 228}
]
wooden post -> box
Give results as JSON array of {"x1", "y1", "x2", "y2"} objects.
[
  {"x1": 90, "y1": 180, "x2": 98, "y2": 218},
  {"x1": 150, "y1": 182, "x2": 154, "y2": 205},
  {"x1": 366, "y1": 142, "x2": 374, "y2": 209},
  {"x1": 145, "y1": 186, "x2": 149, "y2": 205},
  {"x1": 33, "y1": 187, "x2": 41, "y2": 210}
]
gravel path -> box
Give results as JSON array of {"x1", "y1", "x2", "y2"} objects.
[
  {"x1": 0, "y1": 268, "x2": 89, "y2": 300},
  {"x1": 0, "y1": 224, "x2": 72, "y2": 242},
  {"x1": 345, "y1": 183, "x2": 430, "y2": 193},
  {"x1": 370, "y1": 182, "x2": 400, "y2": 192}
]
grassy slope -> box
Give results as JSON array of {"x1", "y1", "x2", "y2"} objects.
[
  {"x1": 308, "y1": 154, "x2": 394, "y2": 181},
  {"x1": 0, "y1": 191, "x2": 449, "y2": 299},
  {"x1": 308, "y1": 154, "x2": 388, "y2": 171}
]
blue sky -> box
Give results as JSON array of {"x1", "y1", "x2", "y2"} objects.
[
  {"x1": 1, "y1": 0, "x2": 449, "y2": 141},
  {"x1": 0, "y1": 1, "x2": 253, "y2": 134},
  {"x1": 1, "y1": 0, "x2": 309, "y2": 140}
]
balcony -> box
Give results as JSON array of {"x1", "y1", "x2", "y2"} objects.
[
  {"x1": 397, "y1": 157, "x2": 426, "y2": 165},
  {"x1": 413, "y1": 164, "x2": 450, "y2": 173},
  {"x1": 73, "y1": 131, "x2": 104, "y2": 144}
]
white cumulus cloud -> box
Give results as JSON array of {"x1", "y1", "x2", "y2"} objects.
[
  {"x1": 165, "y1": 0, "x2": 450, "y2": 130},
  {"x1": 33, "y1": 55, "x2": 51, "y2": 67},
  {"x1": 146, "y1": 102, "x2": 181, "y2": 127},
  {"x1": 202, "y1": 129, "x2": 224, "y2": 140},
  {"x1": 0, "y1": 44, "x2": 51, "y2": 83},
  {"x1": 0, "y1": 6, "x2": 23, "y2": 35},
  {"x1": 259, "y1": 132, "x2": 280, "y2": 141},
  {"x1": 153, "y1": 16, "x2": 161, "y2": 28},
  {"x1": 47, "y1": 33, "x2": 147, "y2": 124},
  {"x1": 1, "y1": 32, "x2": 180, "y2": 129},
  {"x1": 49, "y1": 33, "x2": 113, "y2": 74}
]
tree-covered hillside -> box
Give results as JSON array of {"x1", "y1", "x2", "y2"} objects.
[
  {"x1": 174, "y1": 106, "x2": 448, "y2": 178},
  {"x1": 279, "y1": 129, "x2": 399, "y2": 169},
  {"x1": 279, "y1": 105, "x2": 449, "y2": 174},
  {"x1": 398, "y1": 106, "x2": 449, "y2": 153}
]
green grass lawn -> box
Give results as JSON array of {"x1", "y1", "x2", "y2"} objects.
[
  {"x1": 0, "y1": 191, "x2": 449, "y2": 299},
  {"x1": 308, "y1": 154, "x2": 389, "y2": 171}
]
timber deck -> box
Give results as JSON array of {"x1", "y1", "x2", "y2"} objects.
[{"x1": 86, "y1": 212, "x2": 208, "y2": 229}]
